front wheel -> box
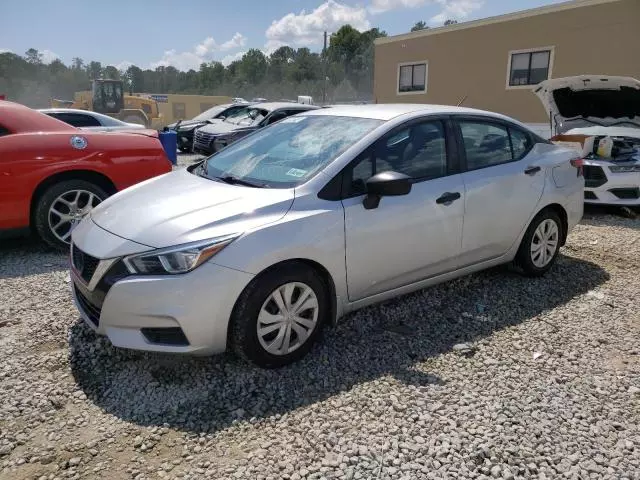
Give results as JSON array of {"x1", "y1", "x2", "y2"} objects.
[
  {"x1": 230, "y1": 263, "x2": 329, "y2": 368},
  {"x1": 515, "y1": 209, "x2": 563, "y2": 277},
  {"x1": 34, "y1": 180, "x2": 107, "y2": 251}
]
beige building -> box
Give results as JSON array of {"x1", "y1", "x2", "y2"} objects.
[{"x1": 373, "y1": 0, "x2": 640, "y2": 125}]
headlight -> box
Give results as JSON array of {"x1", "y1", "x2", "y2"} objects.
[
  {"x1": 609, "y1": 165, "x2": 640, "y2": 173},
  {"x1": 123, "y1": 234, "x2": 239, "y2": 275}
]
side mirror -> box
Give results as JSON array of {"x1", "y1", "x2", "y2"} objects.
[{"x1": 363, "y1": 171, "x2": 412, "y2": 210}]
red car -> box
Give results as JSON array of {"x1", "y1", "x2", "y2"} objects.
[{"x1": 0, "y1": 100, "x2": 172, "y2": 250}]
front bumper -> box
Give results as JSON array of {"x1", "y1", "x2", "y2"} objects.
[
  {"x1": 176, "y1": 130, "x2": 195, "y2": 151},
  {"x1": 584, "y1": 164, "x2": 640, "y2": 206},
  {"x1": 71, "y1": 261, "x2": 254, "y2": 355},
  {"x1": 70, "y1": 220, "x2": 255, "y2": 355}
]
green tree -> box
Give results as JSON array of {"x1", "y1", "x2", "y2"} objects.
[
  {"x1": 444, "y1": 19, "x2": 458, "y2": 25},
  {"x1": 103, "y1": 65, "x2": 120, "y2": 80},
  {"x1": 86, "y1": 61, "x2": 102, "y2": 79},
  {"x1": 238, "y1": 49, "x2": 268, "y2": 85},
  {"x1": 72, "y1": 57, "x2": 84, "y2": 70},
  {"x1": 24, "y1": 48, "x2": 43, "y2": 64},
  {"x1": 411, "y1": 21, "x2": 428, "y2": 32}
]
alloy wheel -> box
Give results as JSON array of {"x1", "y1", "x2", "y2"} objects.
[
  {"x1": 257, "y1": 282, "x2": 319, "y2": 356},
  {"x1": 48, "y1": 189, "x2": 102, "y2": 245},
  {"x1": 530, "y1": 219, "x2": 559, "y2": 268}
]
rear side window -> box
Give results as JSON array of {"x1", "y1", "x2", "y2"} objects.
[
  {"x1": 459, "y1": 122, "x2": 511, "y2": 170},
  {"x1": 50, "y1": 112, "x2": 101, "y2": 128},
  {"x1": 458, "y1": 120, "x2": 533, "y2": 170},
  {"x1": 0, "y1": 124, "x2": 10, "y2": 137}
]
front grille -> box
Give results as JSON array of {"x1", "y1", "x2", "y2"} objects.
[
  {"x1": 193, "y1": 130, "x2": 216, "y2": 151},
  {"x1": 584, "y1": 191, "x2": 598, "y2": 200},
  {"x1": 609, "y1": 187, "x2": 640, "y2": 200},
  {"x1": 72, "y1": 244, "x2": 100, "y2": 284},
  {"x1": 141, "y1": 327, "x2": 190, "y2": 346},
  {"x1": 74, "y1": 285, "x2": 101, "y2": 326},
  {"x1": 583, "y1": 165, "x2": 607, "y2": 188}
]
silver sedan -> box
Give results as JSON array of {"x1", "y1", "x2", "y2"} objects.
[{"x1": 70, "y1": 104, "x2": 584, "y2": 367}]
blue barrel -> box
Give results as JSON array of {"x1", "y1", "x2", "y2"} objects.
[{"x1": 158, "y1": 129, "x2": 177, "y2": 165}]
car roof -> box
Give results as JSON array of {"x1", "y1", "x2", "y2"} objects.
[
  {"x1": 304, "y1": 104, "x2": 519, "y2": 122},
  {"x1": 39, "y1": 108, "x2": 101, "y2": 115},
  {"x1": 38, "y1": 108, "x2": 134, "y2": 126},
  {"x1": 251, "y1": 102, "x2": 321, "y2": 112}
]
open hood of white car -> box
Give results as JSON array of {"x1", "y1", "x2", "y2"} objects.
[{"x1": 534, "y1": 75, "x2": 640, "y2": 135}]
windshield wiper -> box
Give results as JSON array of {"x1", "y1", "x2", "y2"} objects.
[{"x1": 215, "y1": 175, "x2": 267, "y2": 188}]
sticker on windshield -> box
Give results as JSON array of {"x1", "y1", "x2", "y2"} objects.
[
  {"x1": 280, "y1": 116, "x2": 306, "y2": 123},
  {"x1": 286, "y1": 168, "x2": 307, "y2": 177}
]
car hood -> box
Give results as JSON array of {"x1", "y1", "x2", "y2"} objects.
[
  {"x1": 534, "y1": 75, "x2": 640, "y2": 134},
  {"x1": 197, "y1": 121, "x2": 257, "y2": 136},
  {"x1": 90, "y1": 168, "x2": 294, "y2": 249},
  {"x1": 170, "y1": 119, "x2": 213, "y2": 130}
]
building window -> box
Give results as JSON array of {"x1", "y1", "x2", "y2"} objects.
[
  {"x1": 508, "y1": 48, "x2": 552, "y2": 87},
  {"x1": 172, "y1": 102, "x2": 186, "y2": 120},
  {"x1": 398, "y1": 62, "x2": 427, "y2": 94}
]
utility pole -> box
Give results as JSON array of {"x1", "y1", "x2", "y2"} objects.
[{"x1": 322, "y1": 31, "x2": 328, "y2": 105}]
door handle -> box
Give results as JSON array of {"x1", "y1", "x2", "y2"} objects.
[
  {"x1": 524, "y1": 166, "x2": 541, "y2": 175},
  {"x1": 436, "y1": 192, "x2": 461, "y2": 205}
]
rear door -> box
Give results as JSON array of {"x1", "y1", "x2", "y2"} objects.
[
  {"x1": 454, "y1": 117, "x2": 545, "y2": 266},
  {"x1": 342, "y1": 117, "x2": 465, "y2": 301}
]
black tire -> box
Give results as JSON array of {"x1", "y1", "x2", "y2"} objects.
[
  {"x1": 34, "y1": 180, "x2": 108, "y2": 251},
  {"x1": 515, "y1": 209, "x2": 563, "y2": 277},
  {"x1": 230, "y1": 262, "x2": 329, "y2": 368}
]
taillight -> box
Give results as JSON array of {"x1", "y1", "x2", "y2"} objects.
[{"x1": 570, "y1": 158, "x2": 584, "y2": 177}]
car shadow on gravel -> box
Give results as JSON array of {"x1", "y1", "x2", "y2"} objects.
[
  {"x1": 68, "y1": 254, "x2": 608, "y2": 434},
  {"x1": 0, "y1": 237, "x2": 68, "y2": 279}
]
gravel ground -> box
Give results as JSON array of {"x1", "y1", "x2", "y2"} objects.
[{"x1": 1, "y1": 196, "x2": 639, "y2": 479}]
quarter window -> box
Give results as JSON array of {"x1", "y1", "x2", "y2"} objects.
[
  {"x1": 508, "y1": 50, "x2": 551, "y2": 86},
  {"x1": 510, "y1": 128, "x2": 532, "y2": 159},
  {"x1": 351, "y1": 120, "x2": 447, "y2": 194},
  {"x1": 0, "y1": 124, "x2": 10, "y2": 137},
  {"x1": 459, "y1": 121, "x2": 532, "y2": 170},
  {"x1": 398, "y1": 62, "x2": 427, "y2": 93}
]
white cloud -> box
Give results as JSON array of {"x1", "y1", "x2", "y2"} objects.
[
  {"x1": 265, "y1": 0, "x2": 370, "y2": 53},
  {"x1": 220, "y1": 32, "x2": 247, "y2": 51},
  {"x1": 40, "y1": 49, "x2": 59, "y2": 63},
  {"x1": 221, "y1": 51, "x2": 245, "y2": 66},
  {"x1": 368, "y1": 0, "x2": 483, "y2": 23},
  {"x1": 369, "y1": 0, "x2": 427, "y2": 14},
  {"x1": 115, "y1": 61, "x2": 134, "y2": 71},
  {"x1": 150, "y1": 32, "x2": 247, "y2": 71},
  {"x1": 430, "y1": 0, "x2": 484, "y2": 24}
]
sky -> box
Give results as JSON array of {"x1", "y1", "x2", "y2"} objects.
[{"x1": 0, "y1": 0, "x2": 568, "y2": 71}]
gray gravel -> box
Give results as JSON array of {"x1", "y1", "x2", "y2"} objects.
[{"x1": 1, "y1": 202, "x2": 639, "y2": 479}]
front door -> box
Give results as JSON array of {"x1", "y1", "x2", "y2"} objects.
[
  {"x1": 455, "y1": 119, "x2": 545, "y2": 266},
  {"x1": 342, "y1": 118, "x2": 465, "y2": 301}
]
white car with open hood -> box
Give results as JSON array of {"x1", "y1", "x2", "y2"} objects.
[{"x1": 534, "y1": 75, "x2": 640, "y2": 206}]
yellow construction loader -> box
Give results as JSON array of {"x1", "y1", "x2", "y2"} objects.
[{"x1": 51, "y1": 79, "x2": 163, "y2": 129}]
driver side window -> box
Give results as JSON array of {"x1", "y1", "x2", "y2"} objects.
[{"x1": 350, "y1": 119, "x2": 448, "y2": 195}]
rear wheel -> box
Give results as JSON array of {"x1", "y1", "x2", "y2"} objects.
[
  {"x1": 230, "y1": 263, "x2": 329, "y2": 368},
  {"x1": 34, "y1": 180, "x2": 107, "y2": 251},
  {"x1": 515, "y1": 209, "x2": 562, "y2": 277}
]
